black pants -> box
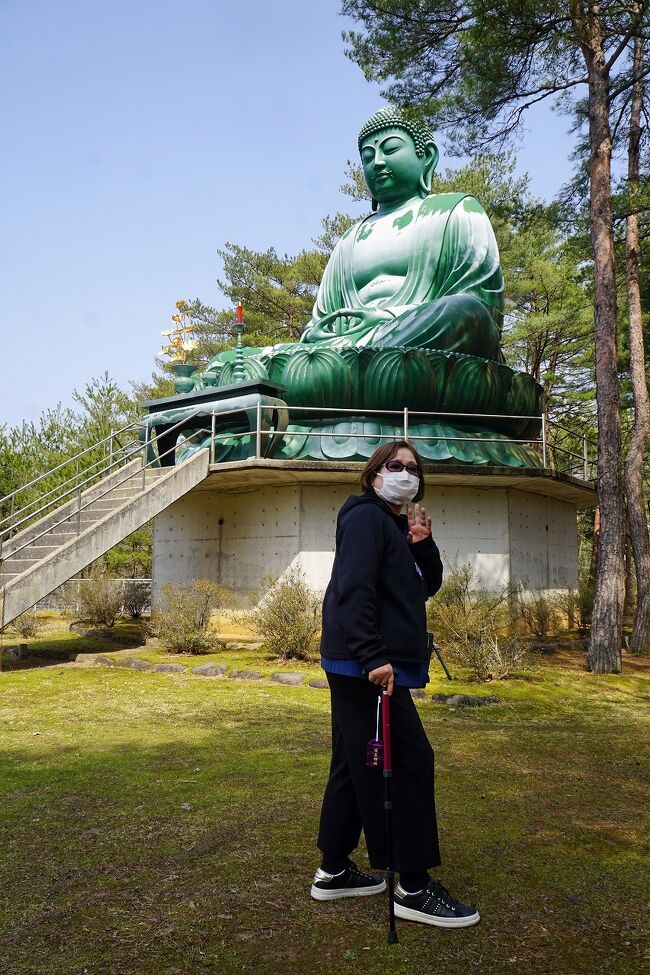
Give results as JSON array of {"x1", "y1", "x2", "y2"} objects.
[{"x1": 317, "y1": 673, "x2": 442, "y2": 873}]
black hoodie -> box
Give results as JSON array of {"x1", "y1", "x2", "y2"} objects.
[{"x1": 320, "y1": 491, "x2": 443, "y2": 673}]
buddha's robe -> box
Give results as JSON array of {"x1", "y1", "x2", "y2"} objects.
[{"x1": 301, "y1": 192, "x2": 505, "y2": 361}]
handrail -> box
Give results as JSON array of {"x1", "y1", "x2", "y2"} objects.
[
  {"x1": 0, "y1": 420, "x2": 140, "y2": 507},
  {"x1": 0, "y1": 435, "x2": 142, "y2": 531},
  {"x1": 547, "y1": 417, "x2": 597, "y2": 444},
  {"x1": 1, "y1": 408, "x2": 205, "y2": 563},
  {"x1": 0, "y1": 445, "x2": 142, "y2": 543}
]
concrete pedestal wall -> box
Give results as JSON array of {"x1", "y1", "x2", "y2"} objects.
[{"x1": 152, "y1": 472, "x2": 579, "y2": 604}]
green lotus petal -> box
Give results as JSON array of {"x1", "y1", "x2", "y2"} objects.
[
  {"x1": 283, "y1": 348, "x2": 352, "y2": 410},
  {"x1": 364, "y1": 348, "x2": 435, "y2": 412},
  {"x1": 220, "y1": 357, "x2": 269, "y2": 385},
  {"x1": 338, "y1": 347, "x2": 374, "y2": 409}
]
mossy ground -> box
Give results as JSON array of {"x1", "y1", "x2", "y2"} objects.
[{"x1": 1, "y1": 627, "x2": 648, "y2": 975}]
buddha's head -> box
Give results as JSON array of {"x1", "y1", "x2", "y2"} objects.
[{"x1": 358, "y1": 107, "x2": 439, "y2": 209}]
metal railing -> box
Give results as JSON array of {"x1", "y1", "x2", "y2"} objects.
[
  {"x1": 0, "y1": 423, "x2": 142, "y2": 535},
  {"x1": 0, "y1": 403, "x2": 595, "y2": 573},
  {"x1": 0, "y1": 409, "x2": 206, "y2": 563},
  {"x1": 193, "y1": 403, "x2": 596, "y2": 482}
]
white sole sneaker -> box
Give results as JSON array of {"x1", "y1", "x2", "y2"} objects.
[
  {"x1": 311, "y1": 879, "x2": 387, "y2": 901},
  {"x1": 394, "y1": 902, "x2": 481, "y2": 927}
]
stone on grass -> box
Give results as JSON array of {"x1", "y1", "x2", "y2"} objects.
[
  {"x1": 84, "y1": 629, "x2": 114, "y2": 639},
  {"x1": 309, "y1": 678, "x2": 329, "y2": 689},
  {"x1": 529, "y1": 641, "x2": 559, "y2": 654},
  {"x1": 271, "y1": 673, "x2": 306, "y2": 686},
  {"x1": 152, "y1": 663, "x2": 186, "y2": 673},
  {"x1": 93, "y1": 656, "x2": 115, "y2": 667},
  {"x1": 432, "y1": 693, "x2": 500, "y2": 708},
  {"x1": 116, "y1": 657, "x2": 153, "y2": 671},
  {"x1": 229, "y1": 669, "x2": 262, "y2": 681},
  {"x1": 192, "y1": 663, "x2": 228, "y2": 677},
  {"x1": 410, "y1": 688, "x2": 427, "y2": 700}
]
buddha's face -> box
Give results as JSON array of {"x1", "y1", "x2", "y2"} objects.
[{"x1": 360, "y1": 127, "x2": 428, "y2": 206}]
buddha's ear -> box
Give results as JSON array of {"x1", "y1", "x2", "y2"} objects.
[{"x1": 419, "y1": 141, "x2": 439, "y2": 198}]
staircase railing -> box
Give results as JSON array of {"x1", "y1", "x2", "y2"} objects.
[
  {"x1": 0, "y1": 423, "x2": 142, "y2": 535},
  {"x1": 0, "y1": 409, "x2": 207, "y2": 566}
]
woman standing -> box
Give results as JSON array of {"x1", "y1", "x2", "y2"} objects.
[{"x1": 310, "y1": 440, "x2": 480, "y2": 928}]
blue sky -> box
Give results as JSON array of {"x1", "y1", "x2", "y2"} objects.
[{"x1": 1, "y1": 0, "x2": 575, "y2": 429}]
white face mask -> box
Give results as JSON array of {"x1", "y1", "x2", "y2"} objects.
[{"x1": 374, "y1": 470, "x2": 420, "y2": 506}]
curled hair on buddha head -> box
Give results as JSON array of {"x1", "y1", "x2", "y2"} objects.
[
  {"x1": 358, "y1": 106, "x2": 434, "y2": 157},
  {"x1": 358, "y1": 106, "x2": 439, "y2": 203},
  {"x1": 360, "y1": 439, "x2": 425, "y2": 503}
]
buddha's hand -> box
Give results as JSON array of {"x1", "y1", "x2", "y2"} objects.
[
  {"x1": 302, "y1": 307, "x2": 395, "y2": 341},
  {"x1": 407, "y1": 504, "x2": 432, "y2": 544}
]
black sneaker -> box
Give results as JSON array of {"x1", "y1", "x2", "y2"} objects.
[
  {"x1": 310, "y1": 861, "x2": 387, "y2": 901},
  {"x1": 394, "y1": 879, "x2": 480, "y2": 928}
]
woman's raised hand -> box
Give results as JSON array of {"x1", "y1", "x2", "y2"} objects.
[{"x1": 407, "y1": 504, "x2": 432, "y2": 544}]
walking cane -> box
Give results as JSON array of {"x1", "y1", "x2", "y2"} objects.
[{"x1": 381, "y1": 687, "x2": 398, "y2": 944}]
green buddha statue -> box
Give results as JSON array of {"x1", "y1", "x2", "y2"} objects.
[
  {"x1": 150, "y1": 107, "x2": 543, "y2": 468},
  {"x1": 300, "y1": 107, "x2": 504, "y2": 361}
]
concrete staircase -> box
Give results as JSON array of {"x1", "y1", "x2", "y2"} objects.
[{"x1": 0, "y1": 450, "x2": 209, "y2": 627}]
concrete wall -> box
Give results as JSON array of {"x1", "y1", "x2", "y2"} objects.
[
  {"x1": 152, "y1": 475, "x2": 579, "y2": 604},
  {"x1": 508, "y1": 489, "x2": 578, "y2": 591}
]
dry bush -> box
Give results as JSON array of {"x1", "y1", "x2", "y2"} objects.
[
  {"x1": 73, "y1": 576, "x2": 124, "y2": 628},
  {"x1": 427, "y1": 564, "x2": 527, "y2": 681},
  {"x1": 10, "y1": 610, "x2": 42, "y2": 638},
  {"x1": 555, "y1": 588, "x2": 576, "y2": 630},
  {"x1": 518, "y1": 592, "x2": 561, "y2": 641},
  {"x1": 575, "y1": 575, "x2": 595, "y2": 636},
  {"x1": 245, "y1": 567, "x2": 321, "y2": 661},
  {"x1": 153, "y1": 578, "x2": 232, "y2": 653},
  {"x1": 122, "y1": 580, "x2": 150, "y2": 619}
]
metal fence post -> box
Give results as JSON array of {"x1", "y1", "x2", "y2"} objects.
[
  {"x1": 403, "y1": 407, "x2": 409, "y2": 442},
  {"x1": 541, "y1": 413, "x2": 547, "y2": 468},
  {"x1": 141, "y1": 426, "x2": 149, "y2": 491},
  {"x1": 583, "y1": 434, "x2": 589, "y2": 480},
  {"x1": 256, "y1": 401, "x2": 262, "y2": 459},
  {"x1": 210, "y1": 412, "x2": 216, "y2": 465},
  {"x1": 109, "y1": 428, "x2": 114, "y2": 470}
]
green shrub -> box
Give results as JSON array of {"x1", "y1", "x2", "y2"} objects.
[
  {"x1": 427, "y1": 564, "x2": 527, "y2": 681},
  {"x1": 518, "y1": 592, "x2": 560, "y2": 641},
  {"x1": 154, "y1": 578, "x2": 232, "y2": 653},
  {"x1": 10, "y1": 610, "x2": 42, "y2": 639},
  {"x1": 73, "y1": 575, "x2": 124, "y2": 628},
  {"x1": 246, "y1": 567, "x2": 321, "y2": 661}
]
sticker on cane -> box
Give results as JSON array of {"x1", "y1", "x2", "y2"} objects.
[{"x1": 365, "y1": 694, "x2": 384, "y2": 768}]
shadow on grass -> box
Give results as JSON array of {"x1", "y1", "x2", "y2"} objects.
[{"x1": 1, "y1": 672, "x2": 648, "y2": 975}]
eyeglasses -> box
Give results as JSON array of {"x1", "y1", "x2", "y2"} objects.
[{"x1": 382, "y1": 460, "x2": 421, "y2": 476}]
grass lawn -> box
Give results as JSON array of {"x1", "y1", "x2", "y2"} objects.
[{"x1": 1, "y1": 636, "x2": 649, "y2": 975}]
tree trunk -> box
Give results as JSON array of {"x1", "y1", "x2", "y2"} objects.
[
  {"x1": 623, "y1": 30, "x2": 650, "y2": 655},
  {"x1": 581, "y1": 9, "x2": 625, "y2": 673}
]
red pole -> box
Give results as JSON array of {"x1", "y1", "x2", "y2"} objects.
[{"x1": 381, "y1": 688, "x2": 398, "y2": 944}]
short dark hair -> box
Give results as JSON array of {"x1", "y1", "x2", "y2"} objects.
[{"x1": 360, "y1": 440, "x2": 425, "y2": 502}]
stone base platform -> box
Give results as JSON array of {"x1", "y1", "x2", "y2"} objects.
[{"x1": 151, "y1": 459, "x2": 596, "y2": 606}]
